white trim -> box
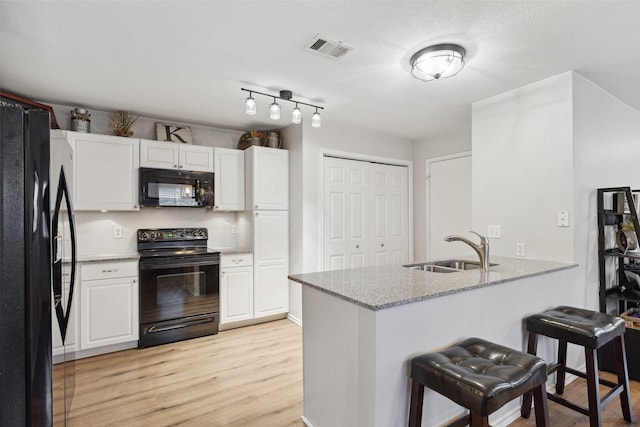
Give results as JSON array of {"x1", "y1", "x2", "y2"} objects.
[
  {"x1": 301, "y1": 415, "x2": 314, "y2": 426},
  {"x1": 319, "y1": 149, "x2": 414, "y2": 270},
  {"x1": 287, "y1": 313, "x2": 302, "y2": 327},
  {"x1": 425, "y1": 151, "x2": 472, "y2": 260}
]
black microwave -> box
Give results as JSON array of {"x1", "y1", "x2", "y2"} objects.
[{"x1": 139, "y1": 167, "x2": 214, "y2": 208}]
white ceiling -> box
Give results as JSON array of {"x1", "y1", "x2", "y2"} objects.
[{"x1": 2, "y1": 1, "x2": 640, "y2": 141}]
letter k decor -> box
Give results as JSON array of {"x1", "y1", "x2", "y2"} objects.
[{"x1": 155, "y1": 122, "x2": 194, "y2": 144}]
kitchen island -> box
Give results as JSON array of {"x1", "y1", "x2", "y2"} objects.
[{"x1": 289, "y1": 256, "x2": 579, "y2": 427}]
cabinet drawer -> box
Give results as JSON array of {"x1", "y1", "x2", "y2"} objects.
[
  {"x1": 221, "y1": 253, "x2": 253, "y2": 268},
  {"x1": 81, "y1": 260, "x2": 138, "y2": 281}
]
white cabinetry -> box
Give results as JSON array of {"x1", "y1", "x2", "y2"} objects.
[
  {"x1": 67, "y1": 132, "x2": 139, "y2": 211},
  {"x1": 80, "y1": 261, "x2": 138, "y2": 350},
  {"x1": 241, "y1": 146, "x2": 290, "y2": 320},
  {"x1": 220, "y1": 253, "x2": 253, "y2": 325},
  {"x1": 140, "y1": 139, "x2": 213, "y2": 172},
  {"x1": 213, "y1": 147, "x2": 244, "y2": 211},
  {"x1": 245, "y1": 146, "x2": 289, "y2": 210},
  {"x1": 52, "y1": 273, "x2": 78, "y2": 357},
  {"x1": 253, "y1": 211, "x2": 289, "y2": 317}
]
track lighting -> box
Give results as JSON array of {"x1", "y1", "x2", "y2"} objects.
[
  {"x1": 311, "y1": 108, "x2": 321, "y2": 128},
  {"x1": 241, "y1": 88, "x2": 324, "y2": 127},
  {"x1": 291, "y1": 104, "x2": 302, "y2": 124},
  {"x1": 269, "y1": 97, "x2": 280, "y2": 120},
  {"x1": 245, "y1": 92, "x2": 257, "y2": 115}
]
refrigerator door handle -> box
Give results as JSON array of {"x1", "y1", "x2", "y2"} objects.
[{"x1": 51, "y1": 166, "x2": 76, "y2": 343}]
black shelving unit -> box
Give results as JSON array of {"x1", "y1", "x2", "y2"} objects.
[{"x1": 597, "y1": 187, "x2": 640, "y2": 379}]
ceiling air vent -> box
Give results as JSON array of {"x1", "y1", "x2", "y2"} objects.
[{"x1": 306, "y1": 35, "x2": 353, "y2": 59}]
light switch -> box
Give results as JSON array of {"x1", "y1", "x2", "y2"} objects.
[
  {"x1": 487, "y1": 225, "x2": 501, "y2": 238},
  {"x1": 557, "y1": 211, "x2": 570, "y2": 227}
]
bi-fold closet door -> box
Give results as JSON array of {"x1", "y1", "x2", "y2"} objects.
[{"x1": 323, "y1": 156, "x2": 409, "y2": 271}]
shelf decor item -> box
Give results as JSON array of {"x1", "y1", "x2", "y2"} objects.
[
  {"x1": 110, "y1": 111, "x2": 138, "y2": 137},
  {"x1": 155, "y1": 122, "x2": 193, "y2": 144},
  {"x1": 70, "y1": 108, "x2": 91, "y2": 133}
]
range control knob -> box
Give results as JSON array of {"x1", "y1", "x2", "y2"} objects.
[
  {"x1": 140, "y1": 231, "x2": 149, "y2": 241},
  {"x1": 197, "y1": 229, "x2": 206, "y2": 238},
  {"x1": 149, "y1": 232, "x2": 159, "y2": 240},
  {"x1": 178, "y1": 231, "x2": 186, "y2": 238}
]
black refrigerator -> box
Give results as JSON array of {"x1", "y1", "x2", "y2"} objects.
[{"x1": 0, "y1": 105, "x2": 77, "y2": 426}]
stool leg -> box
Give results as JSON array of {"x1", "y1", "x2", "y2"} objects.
[
  {"x1": 521, "y1": 331, "x2": 538, "y2": 418},
  {"x1": 532, "y1": 383, "x2": 550, "y2": 427},
  {"x1": 469, "y1": 412, "x2": 489, "y2": 427},
  {"x1": 556, "y1": 340, "x2": 568, "y2": 394},
  {"x1": 408, "y1": 379, "x2": 424, "y2": 427},
  {"x1": 613, "y1": 335, "x2": 633, "y2": 422},
  {"x1": 585, "y1": 348, "x2": 602, "y2": 427}
]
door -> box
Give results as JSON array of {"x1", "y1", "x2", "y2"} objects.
[
  {"x1": 220, "y1": 266, "x2": 253, "y2": 323},
  {"x1": 323, "y1": 156, "x2": 409, "y2": 270},
  {"x1": 323, "y1": 157, "x2": 369, "y2": 270},
  {"x1": 371, "y1": 163, "x2": 409, "y2": 265},
  {"x1": 427, "y1": 153, "x2": 473, "y2": 259}
]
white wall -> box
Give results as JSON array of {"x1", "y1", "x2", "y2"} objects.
[
  {"x1": 287, "y1": 118, "x2": 414, "y2": 322},
  {"x1": 472, "y1": 72, "x2": 574, "y2": 262},
  {"x1": 413, "y1": 128, "x2": 471, "y2": 260},
  {"x1": 572, "y1": 73, "x2": 640, "y2": 310}
]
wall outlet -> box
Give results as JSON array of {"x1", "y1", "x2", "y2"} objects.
[
  {"x1": 487, "y1": 225, "x2": 501, "y2": 238},
  {"x1": 557, "y1": 210, "x2": 570, "y2": 227},
  {"x1": 113, "y1": 225, "x2": 123, "y2": 239},
  {"x1": 516, "y1": 242, "x2": 526, "y2": 257},
  {"x1": 231, "y1": 225, "x2": 238, "y2": 234}
]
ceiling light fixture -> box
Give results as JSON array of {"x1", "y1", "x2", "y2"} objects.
[
  {"x1": 410, "y1": 43, "x2": 466, "y2": 82},
  {"x1": 241, "y1": 88, "x2": 324, "y2": 127}
]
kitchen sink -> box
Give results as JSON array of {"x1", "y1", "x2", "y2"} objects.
[
  {"x1": 404, "y1": 264, "x2": 459, "y2": 273},
  {"x1": 403, "y1": 259, "x2": 498, "y2": 273}
]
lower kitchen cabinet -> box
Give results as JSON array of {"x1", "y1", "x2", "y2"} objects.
[
  {"x1": 220, "y1": 253, "x2": 254, "y2": 324},
  {"x1": 80, "y1": 260, "x2": 139, "y2": 349},
  {"x1": 52, "y1": 285, "x2": 79, "y2": 357}
]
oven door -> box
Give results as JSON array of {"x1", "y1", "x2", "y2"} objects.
[{"x1": 139, "y1": 254, "x2": 219, "y2": 347}]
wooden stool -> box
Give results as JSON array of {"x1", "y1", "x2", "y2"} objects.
[
  {"x1": 521, "y1": 305, "x2": 633, "y2": 427},
  {"x1": 408, "y1": 337, "x2": 549, "y2": 427}
]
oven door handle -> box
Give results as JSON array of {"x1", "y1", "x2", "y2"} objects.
[
  {"x1": 139, "y1": 258, "x2": 220, "y2": 269},
  {"x1": 147, "y1": 317, "x2": 215, "y2": 333}
]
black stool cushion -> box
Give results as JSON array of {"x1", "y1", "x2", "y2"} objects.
[
  {"x1": 411, "y1": 337, "x2": 547, "y2": 416},
  {"x1": 525, "y1": 305, "x2": 625, "y2": 349}
]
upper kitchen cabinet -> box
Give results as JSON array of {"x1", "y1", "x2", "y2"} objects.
[
  {"x1": 66, "y1": 132, "x2": 139, "y2": 211},
  {"x1": 213, "y1": 147, "x2": 244, "y2": 211},
  {"x1": 140, "y1": 139, "x2": 213, "y2": 172},
  {"x1": 245, "y1": 146, "x2": 289, "y2": 211}
]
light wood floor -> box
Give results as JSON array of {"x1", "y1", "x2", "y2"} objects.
[
  {"x1": 55, "y1": 319, "x2": 640, "y2": 426},
  {"x1": 54, "y1": 319, "x2": 304, "y2": 426}
]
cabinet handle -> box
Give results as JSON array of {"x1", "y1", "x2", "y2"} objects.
[
  {"x1": 356, "y1": 245, "x2": 360, "y2": 249},
  {"x1": 221, "y1": 271, "x2": 226, "y2": 275},
  {"x1": 232, "y1": 258, "x2": 243, "y2": 263},
  {"x1": 381, "y1": 243, "x2": 385, "y2": 247},
  {"x1": 179, "y1": 165, "x2": 183, "y2": 169},
  {"x1": 102, "y1": 268, "x2": 118, "y2": 273},
  {"x1": 256, "y1": 212, "x2": 259, "y2": 216},
  {"x1": 173, "y1": 164, "x2": 177, "y2": 168},
  {"x1": 255, "y1": 205, "x2": 259, "y2": 209},
  {"x1": 132, "y1": 279, "x2": 136, "y2": 283}
]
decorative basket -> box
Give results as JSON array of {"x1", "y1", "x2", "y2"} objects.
[{"x1": 621, "y1": 308, "x2": 640, "y2": 330}]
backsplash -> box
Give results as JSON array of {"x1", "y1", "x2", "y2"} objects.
[{"x1": 75, "y1": 209, "x2": 239, "y2": 256}]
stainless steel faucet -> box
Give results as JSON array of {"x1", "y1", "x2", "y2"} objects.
[{"x1": 444, "y1": 231, "x2": 490, "y2": 271}]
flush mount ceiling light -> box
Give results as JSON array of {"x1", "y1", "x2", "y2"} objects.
[
  {"x1": 241, "y1": 88, "x2": 324, "y2": 127},
  {"x1": 410, "y1": 43, "x2": 466, "y2": 82}
]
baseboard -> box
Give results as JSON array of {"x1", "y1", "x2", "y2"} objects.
[
  {"x1": 219, "y1": 313, "x2": 288, "y2": 331},
  {"x1": 288, "y1": 313, "x2": 302, "y2": 327},
  {"x1": 53, "y1": 340, "x2": 138, "y2": 363}
]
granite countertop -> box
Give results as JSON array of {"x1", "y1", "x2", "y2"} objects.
[
  {"x1": 75, "y1": 253, "x2": 140, "y2": 263},
  {"x1": 288, "y1": 256, "x2": 578, "y2": 311},
  {"x1": 211, "y1": 247, "x2": 253, "y2": 255}
]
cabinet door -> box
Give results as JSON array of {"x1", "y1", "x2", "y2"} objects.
[
  {"x1": 247, "y1": 147, "x2": 289, "y2": 210},
  {"x1": 70, "y1": 132, "x2": 139, "y2": 211},
  {"x1": 179, "y1": 144, "x2": 214, "y2": 172},
  {"x1": 254, "y1": 210, "x2": 289, "y2": 317},
  {"x1": 220, "y1": 266, "x2": 253, "y2": 324},
  {"x1": 81, "y1": 276, "x2": 138, "y2": 349},
  {"x1": 52, "y1": 281, "x2": 78, "y2": 357},
  {"x1": 214, "y1": 148, "x2": 245, "y2": 211},
  {"x1": 140, "y1": 139, "x2": 179, "y2": 169}
]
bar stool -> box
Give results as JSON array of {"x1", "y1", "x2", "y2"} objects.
[
  {"x1": 408, "y1": 337, "x2": 549, "y2": 427},
  {"x1": 521, "y1": 305, "x2": 633, "y2": 426}
]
